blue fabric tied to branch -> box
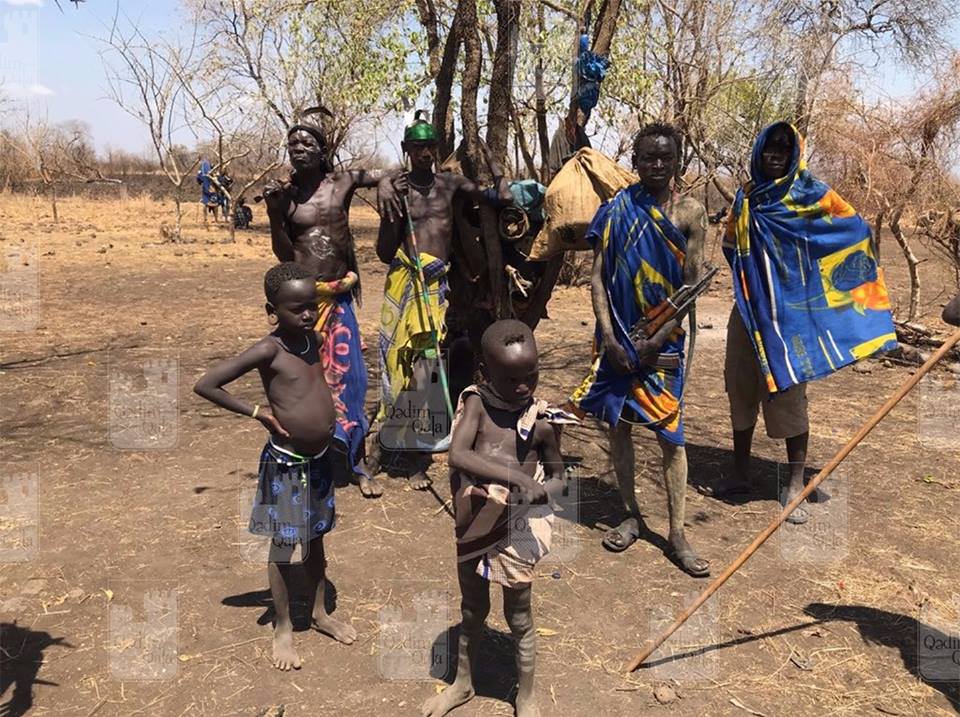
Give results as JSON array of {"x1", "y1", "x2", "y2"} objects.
[{"x1": 575, "y1": 34, "x2": 610, "y2": 113}]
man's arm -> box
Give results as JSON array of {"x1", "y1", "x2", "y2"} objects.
[
  {"x1": 347, "y1": 168, "x2": 403, "y2": 222},
  {"x1": 682, "y1": 199, "x2": 707, "y2": 285},
  {"x1": 376, "y1": 211, "x2": 405, "y2": 264},
  {"x1": 591, "y1": 248, "x2": 632, "y2": 374},
  {"x1": 262, "y1": 180, "x2": 295, "y2": 261},
  {"x1": 453, "y1": 143, "x2": 514, "y2": 205},
  {"x1": 449, "y1": 395, "x2": 547, "y2": 503}
]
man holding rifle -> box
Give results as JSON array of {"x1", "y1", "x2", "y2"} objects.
[{"x1": 567, "y1": 123, "x2": 712, "y2": 577}]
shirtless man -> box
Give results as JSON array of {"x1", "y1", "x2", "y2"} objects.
[
  {"x1": 263, "y1": 110, "x2": 399, "y2": 498},
  {"x1": 369, "y1": 117, "x2": 513, "y2": 492},
  {"x1": 569, "y1": 123, "x2": 710, "y2": 577}
]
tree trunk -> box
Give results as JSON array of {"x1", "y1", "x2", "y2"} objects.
[
  {"x1": 510, "y1": 102, "x2": 538, "y2": 179},
  {"x1": 890, "y1": 208, "x2": 921, "y2": 322},
  {"x1": 50, "y1": 184, "x2": 58, "y2": 223},
  {"x1": 459, "y1": 0, "x2": 482, "y2": 179},
  {"x1": 486, "y1": 0, "x2": 521, "y2": 167},
  {"x1": 432, "y1": 0, "x2": 464, "y2": 160},
  {"x1": 174, "y1": 195, "x2": 183, "y2": 242},
  {"x1": 535, "y1": 2, "x2": 550, "y2": 181}
]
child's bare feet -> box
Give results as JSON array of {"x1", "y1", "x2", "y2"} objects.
[
  {"x1": 410, "y1": 470, "x2": 433, "y2": 491},
  {"x1": 515, "y1": 692, "x2": 542, "y2": 717},
  {"x1": 272, "y1": 623, "x2": 301, "y2": 670},
  {"x1": 421, "y1": 683, "x2": 475, "y2": 717},
  {"x1": 358, "y1": 474, "x2": 384, "y2": 498},
  {"x1": 312, "y1": 610, "x2": 357, "y2": 644}
]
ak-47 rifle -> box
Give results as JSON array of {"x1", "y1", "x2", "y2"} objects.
[{"x1": 629, "y1": 265, "x2": 719, "y2": 344}]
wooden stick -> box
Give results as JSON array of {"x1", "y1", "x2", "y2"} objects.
[{"x1": 626, "y1": 328, "x2": 960, "y2": 672}]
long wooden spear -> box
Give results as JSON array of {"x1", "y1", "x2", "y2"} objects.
[{"x1": 627, "y1": 328, "x2": 960, "y2": 672}]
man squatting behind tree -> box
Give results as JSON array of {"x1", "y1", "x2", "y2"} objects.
[
  {"x1": 366, "y1": 116, "x2": 514, "y2": 496},
  {"x1": 567, "y1": 122, "x2": 711, "y2": 578},
  {"x1": 262, "y1": 109, "x2": 401, "y2": 498},
  {"x1": 423, "y1": 319, "x2": 564, "y2": 717}
]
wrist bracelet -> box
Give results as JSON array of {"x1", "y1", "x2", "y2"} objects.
[{"x1": 251, "y1": 405, "x2": 260, "y2": 419}]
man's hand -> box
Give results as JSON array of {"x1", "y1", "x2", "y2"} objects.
[
  {"x1": 377, "y1": 175, "x2": 403, "y2": 223},
  {"x1": 262, "y1": 179, "x2": 291, "y2": 217},
  {"x1": 255, "y1": 407, "x2": 290, "y2": 438},
  {"x1": 632, "y1": 317, "x2": 680, "y2": 365},
  {"x1": 605, "y1": 340, "x2": 634, "y2": 375}
]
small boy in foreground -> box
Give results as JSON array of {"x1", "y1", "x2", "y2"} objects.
[
  {"x1": 194, "y1": 262, "x2": 356, "y2": 671},
  {"x1": 423, "y1": 320, "x2": 564, "y2": 717}
]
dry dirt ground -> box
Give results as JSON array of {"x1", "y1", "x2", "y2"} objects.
[{"x1": 1, "y1": 194, "x2": 960, "y2": 717}]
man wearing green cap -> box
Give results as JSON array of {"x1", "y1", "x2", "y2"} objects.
[
  {"x1": 368, "y1": 116, "x2": 514, "y2": 494},
  {"x1": 262, "y1": 110, "x2": 400, "y2": 499}
]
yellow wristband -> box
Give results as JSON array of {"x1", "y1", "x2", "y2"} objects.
[{"x1": 251, "y1": 405, "x2": 260, "y2": 419}]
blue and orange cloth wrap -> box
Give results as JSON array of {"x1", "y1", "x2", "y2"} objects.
[
  {"x1": 568, "y1": 185, "x2": 687, "y2": 445},
  {"x1": 723, "y1": 122, "x2": 897, "y2": 394}
]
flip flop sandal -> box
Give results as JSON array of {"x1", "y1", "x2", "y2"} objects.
[
  {"x1": 601, "y1": 517, "x2": 642, "y2": 553},
  {"x1": 673, "y1": 548, "x2": 711, "y2": 578}
]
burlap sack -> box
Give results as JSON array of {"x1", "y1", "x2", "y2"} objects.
[{"x1": 529, "y1": 148, "x2": 638, "y2": 260}]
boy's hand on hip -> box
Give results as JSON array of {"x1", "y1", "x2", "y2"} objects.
[{"x1": 256, "y1": 408, "x2": 289, "y2": 438}]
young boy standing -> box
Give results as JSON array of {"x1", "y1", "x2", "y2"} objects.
[
  {"x1": 194, "y1": 262, "x2": 356, "y2": 671},
  {"x1": 423, "y1": 320, "x2": 563, "y2": 717}
]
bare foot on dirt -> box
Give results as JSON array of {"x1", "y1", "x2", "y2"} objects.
[
  {"x1": 409, "y1": 470, "x2": 433, "y2": 491},
  {"x1": 312, "y1": 610, "x2": 357, "y2": 644},
  {"x1": 516, "y1": 693, "x2": 542, "y2": 717},
  {"x1": 357, "y1": 474, "x2": 384, "y2": 498},
  {"x1": 421, "y1": 684, "x2": 475, "y2": 717},
  {"x1": 272, "y1": 624, "x2": 301, "y2": 670}
]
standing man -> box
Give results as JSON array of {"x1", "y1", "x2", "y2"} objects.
[
  {"x1": 262, "y1": 109, "x2": 399, "y2": 498},
  {"x1": 567, "y1": 123, "x2": 710, "y2": 577},
  {"x1": 711, "y1": 122, "x2": 897, "y2": 526},
  {"x1": 368, "y1": 115, "x2": 513, "y2": 495}
]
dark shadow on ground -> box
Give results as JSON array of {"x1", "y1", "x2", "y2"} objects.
[
  {"x1": 804, "y1": 603, "x2": 960, "y2": 713},
  {"x1": 637, "y1": 604, "x2": 960, "y2": 712},
  {"x1": 222, "y1": 573, "x2": 339, "y2": 630},
  {"x1": 0, "y1": 622, "x2": 71, "y2": 717},
  {"x1": 428, "y1": 624, "x2": 519, "y2": 706}
]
